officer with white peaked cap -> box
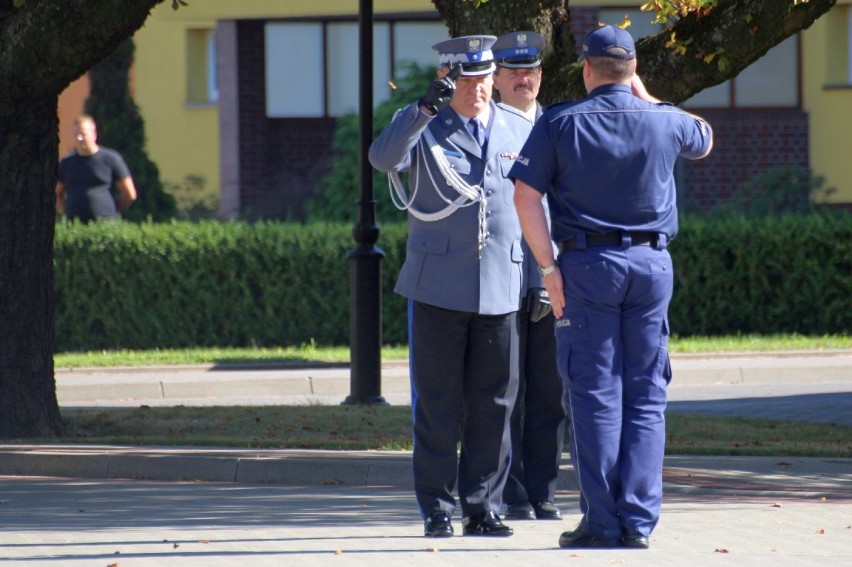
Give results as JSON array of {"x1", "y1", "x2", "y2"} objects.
[{"x1": 369, "y1": 34, "x2": 533, "y2": 539}]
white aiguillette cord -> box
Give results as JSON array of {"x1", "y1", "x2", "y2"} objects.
[{"x1": 388, "y1": 127, "x2": 488, "y2": 256}]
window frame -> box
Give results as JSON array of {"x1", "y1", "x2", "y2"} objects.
[{"x1": 264, "y1": 14, "x2": 445, "y2": 119}]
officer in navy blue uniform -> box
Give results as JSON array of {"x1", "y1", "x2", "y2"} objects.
[
  {"x1": 492, "y1": 31, "x2": 566, "y2": 523},
  {"x1": 510, "y1": 25, "x2": 713, "y2": 549},
  {"x1": 369, "y1": 35, "x2": 533, "y2": 539}
]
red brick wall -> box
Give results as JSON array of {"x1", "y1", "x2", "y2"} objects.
[
  {"x1": 236, "y1": 20, "x2": 336, "y2": 220},
  {"x1": 680, "y1": 109, "x2": 809, "y2": 211}
]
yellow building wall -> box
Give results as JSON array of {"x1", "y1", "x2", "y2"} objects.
[
  {"x1": 801, "y1": 0, "x2": 852, "y2": 204},
  {"x1": 132, "y1": 17, "x2": 219, "y2": 196},
  {"x1": 131, "y1": 0, "x2": 436, "y2": 201}
]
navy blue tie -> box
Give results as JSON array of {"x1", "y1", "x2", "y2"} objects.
[{"x1": 468, "y1": 118, "x2": 485, "y2": 147}]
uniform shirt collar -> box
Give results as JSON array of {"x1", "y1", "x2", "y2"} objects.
[
  {"x1": 454, "y1": 106, "x2": 491, "y2": 128},
  {"x1": 588, "y1": 83, "x2": 633, "y2": 97}
]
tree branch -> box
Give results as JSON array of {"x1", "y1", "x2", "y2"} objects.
[
  {"x1": 639, "y1": 0, "x2": 836, "y2": 103},
  {"x1": 0, "y1": 0, "x2": 165, "y2": 106}
]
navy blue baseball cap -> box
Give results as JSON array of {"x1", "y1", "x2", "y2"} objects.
[
  {"x1": 582, "y1": 25, "x2": 636, "y2": 60},
  {"x1": 432, "y1": 35, "x2": 497, "y2": 76},
  {"x1": 492, "y1": 31, "x2": 545, "y2": 68}
]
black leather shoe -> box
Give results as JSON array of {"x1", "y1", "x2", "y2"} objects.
[
  {"x1": 558, "y1": 524, "x2": 620, "y2": 548},
  {"x1": 424, "y1": 512, "x2": 453, "y2": 537},
  {"x1": 504, "y1": 502, "x2": 536, "y2": 520},
  {"x1": 532, "y1": 501, "x2": 563, "y2": 520},
  {"x1": 462, "y1": 511, "x2": 514, "y2": 536},
  {"x1": 622, "y1": 531, "x2": 650, "y2": 549}
]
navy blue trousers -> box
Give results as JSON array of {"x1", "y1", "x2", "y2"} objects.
[
  {"x1": 555, "y1": 245, "x2": 673, "y2": 539},
  {"x1": 408, "y1": 300, "x2": 519, "y2": 519}
]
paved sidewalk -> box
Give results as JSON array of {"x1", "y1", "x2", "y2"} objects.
[
  {"x1": 1, "y1": 454, "x2": 851, "y2": 566},
  {"x1": 0, "y1": 351, "x2": 850, "y2": 565}
]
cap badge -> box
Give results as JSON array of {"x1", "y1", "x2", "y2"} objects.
[
  {"x1": 467, "y1": 37, "x2": 482, "y2": 53},
  {"x1": 516, "y1": 33, "x2": 528, "y2": 47}
]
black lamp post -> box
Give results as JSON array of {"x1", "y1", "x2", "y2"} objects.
[{"x1": 344, "y1": 0, "x2": 387, "y2": 406}]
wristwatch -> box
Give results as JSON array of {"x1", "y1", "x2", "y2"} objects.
[{"x1": 537, "y1": 263, "x2": 558, "y2": 277}]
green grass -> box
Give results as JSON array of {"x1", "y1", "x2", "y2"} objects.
[
  {"x1": 48, "y1": 334, "x2": 852, "y2": 457},
  {"x1": 54, "y1": 334, "x2": 850, "y2": 368},
  {"x1": 665, "y1": 414, "x2": 852, "y2": 458},
  {"x1": 668, "y1": 333, "x2": 851, "y2": 353},
  {"x1": 51, "y1": 406, "x2": 852, "y2": 458},
  {"x1": 54, "y1": 344, "x2": 410, "y2": 368}
]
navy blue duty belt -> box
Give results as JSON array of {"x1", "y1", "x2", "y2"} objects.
[{"x1": 559, "y1": 231, "x2": 662, "y2": 253}]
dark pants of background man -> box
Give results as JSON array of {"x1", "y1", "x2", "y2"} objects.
[{"x1": 503, "y1": 308, "x2": 565, "y2": 508}]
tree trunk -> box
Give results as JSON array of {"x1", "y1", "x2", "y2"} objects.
[
  {"x1": 0, "y1": 0, "x2": 165, "y2": 438},
  {"x1": 0, "y1": 99, "x2": 63, "y2": 437}
]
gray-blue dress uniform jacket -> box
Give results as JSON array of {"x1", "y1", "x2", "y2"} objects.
[
  {"x1": 369, "y1": 100, "x2": 533, "y2": 316},
  {"x1": 497, "y1": 101, "x2": 552, "y2": 296}
]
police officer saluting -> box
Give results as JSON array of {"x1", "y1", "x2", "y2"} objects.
[
  {"x1": 369, "y1": 35, "x2": 532, "y2": 538},
  {"x1": 492, "y1": 31, "x2": 567, "y2": 523},
  {"x1": 511, "y1": 25, "x2": 713, "y2": 549}
]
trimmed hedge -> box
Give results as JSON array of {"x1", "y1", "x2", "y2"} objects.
[
  {"x1": 54, "y1": 214, "x2": 850, "y2": 351},
  {"x1": 669, "y1": 213, "x2": 850, "y2": 335}
]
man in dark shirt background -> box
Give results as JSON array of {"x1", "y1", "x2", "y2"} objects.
[{"x1": 56, "y1": 114, "x2": 137, "y2": 223}]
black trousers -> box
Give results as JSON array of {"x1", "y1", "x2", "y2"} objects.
[
  {"x1": 503, "y1": 308, "x2": 566, "y2": 505},
  {"x1": 409, "y1": 300, "x2": 519, "y2": 518}
]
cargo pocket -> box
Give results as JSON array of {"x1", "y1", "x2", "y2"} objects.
[
  {"x1": 555, "y1": 312, "x2": 587, "y2": 388},
  {"x1": 499, "y1": 156, "x2": 516, "y2": 204},
  {"x1": 654, "y1": 318, "x2": 672, "y2": 389}
]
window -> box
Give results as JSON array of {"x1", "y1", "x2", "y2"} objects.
[
  {"x1": 187, "y1": 28, "x2": 218, "y2": 105},
  {"x1": 734, "y1": 36, "x2": 798, "y2": 107},
  {"x1": 684, "y1": 35, "x2": 799, "y2": 108},
  {"x1": 266, "y1": 23, "x2": 324, "y2": 117},
  {"x1": 392, "y1": 22, "x2": 450, "y2": 70},
  {"x1": 326, "y1": 22, "x2": 391, "y2": 115},
  {"x1": 264, "y1": 18, "x2": 448, "y2": 118}
]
